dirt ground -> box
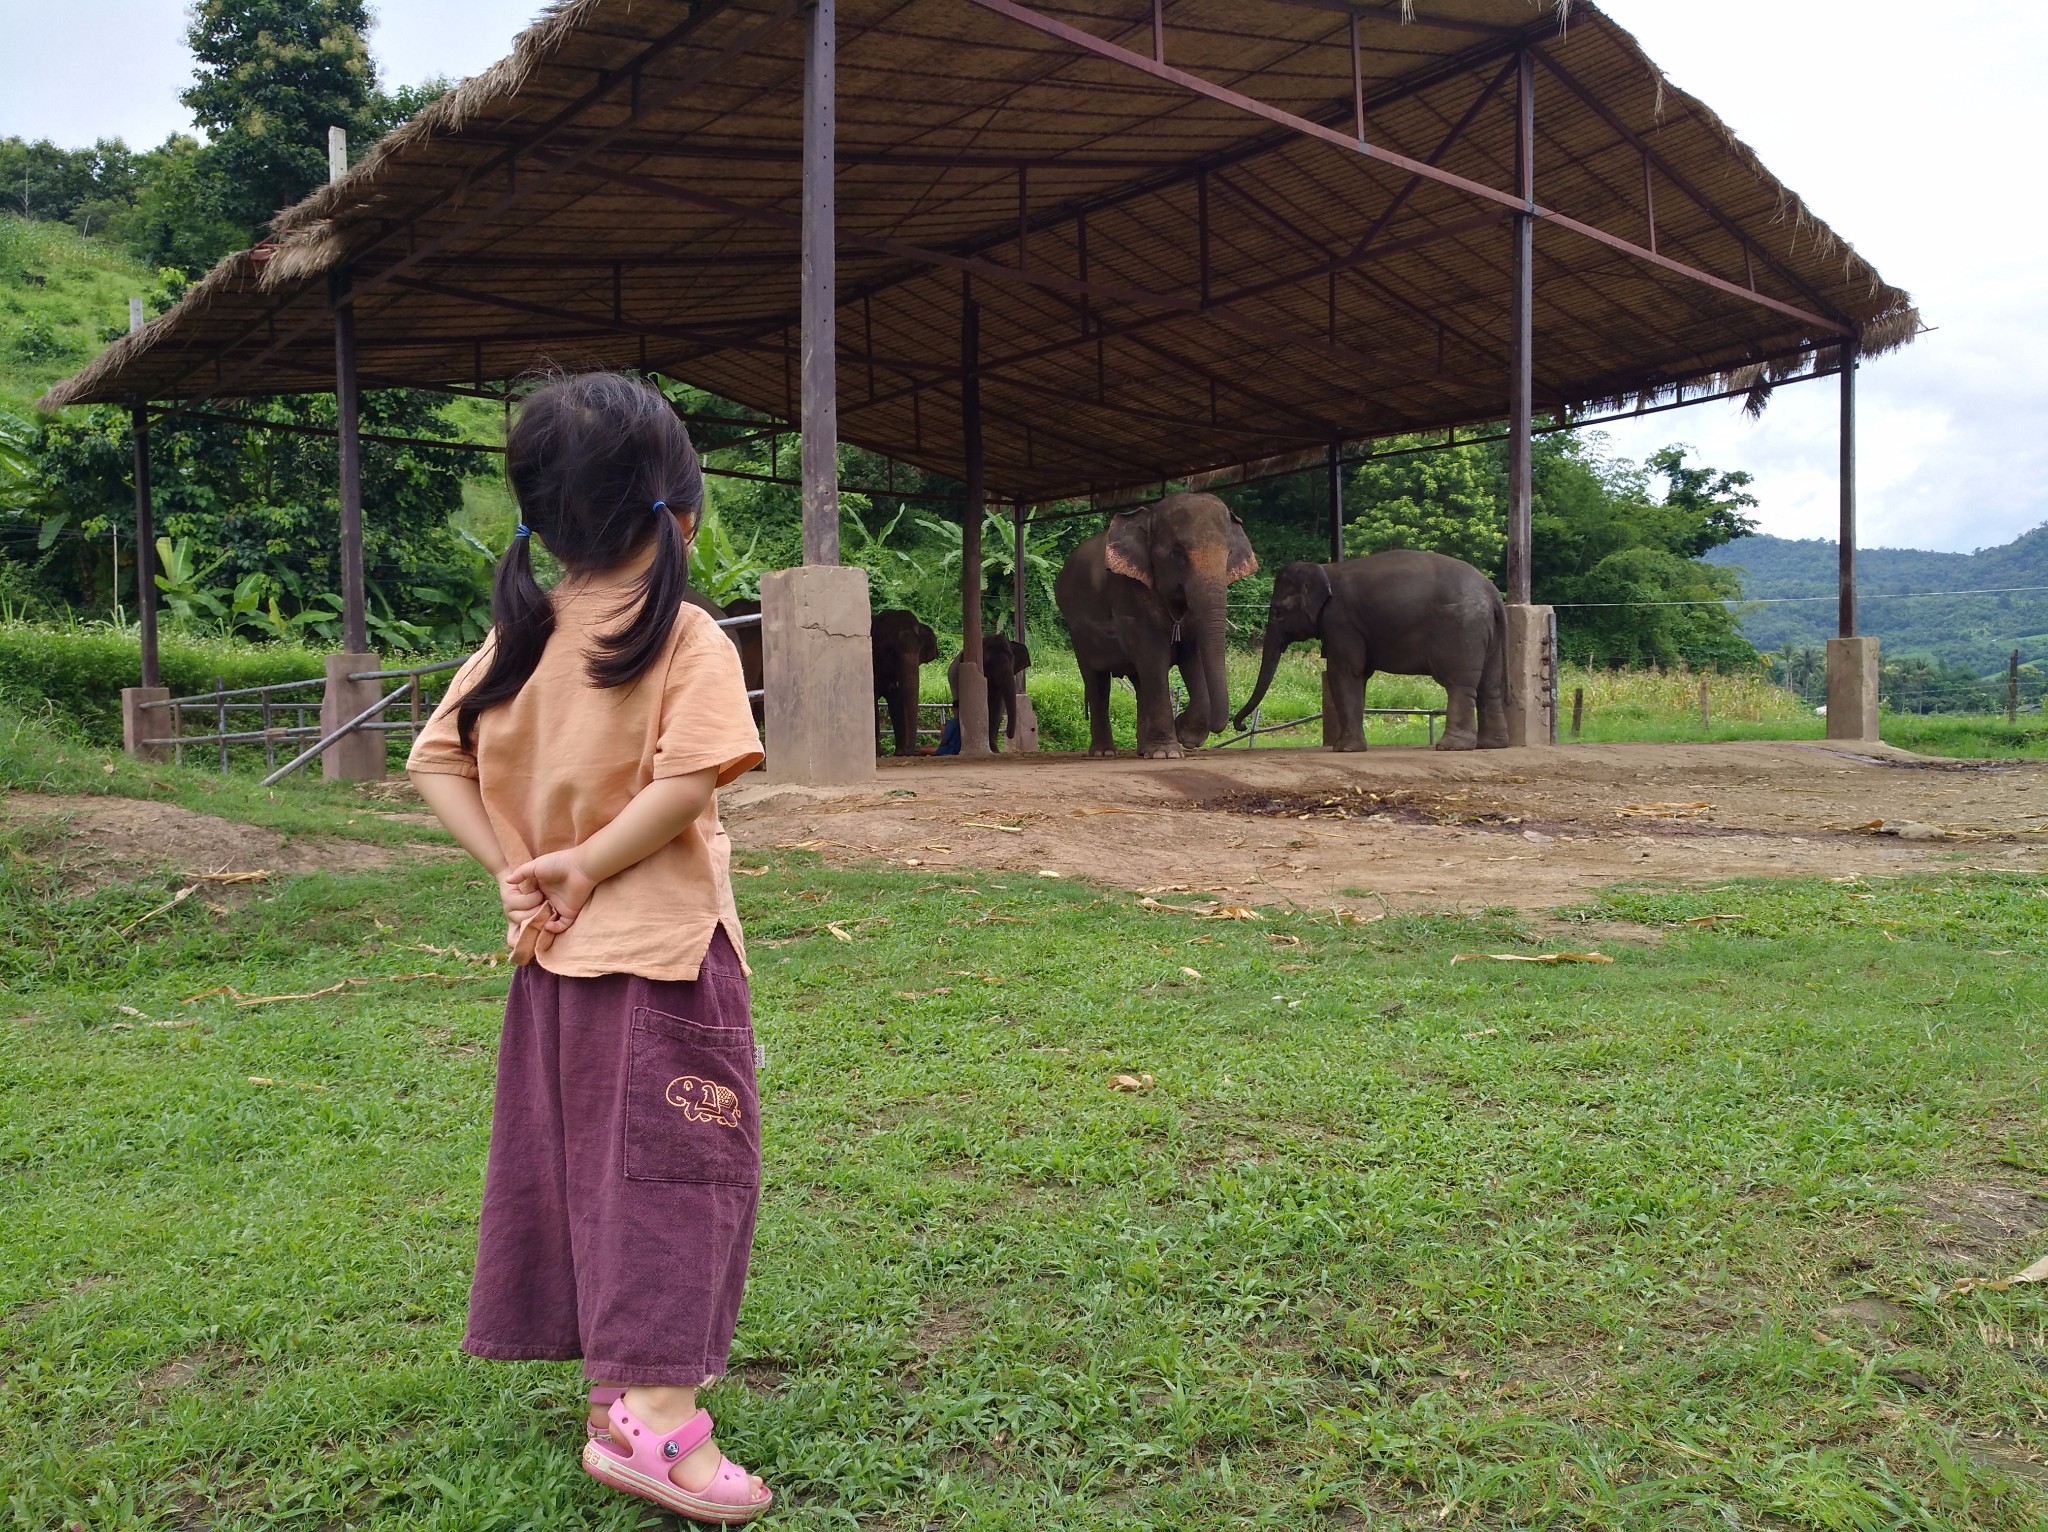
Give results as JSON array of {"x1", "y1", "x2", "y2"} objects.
[
  {"x1": 0, "y1": 794, "x2": 438, "y2": 894},
  {"x1": 720, "y1": 741, "x2": 2048, "y2": 916}
]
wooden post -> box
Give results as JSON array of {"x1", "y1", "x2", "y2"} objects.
[
  {"x1": 957, "y1": 294, "x2": 991, "y2": 757},
  {"x1": 1571, "y1": 685, "x2": 1584, "y2": 739},
  {"x1": 129, "y1": 403, "x2": 158, "y2": 688},
  {"x1": 800, "y1": 0, "x2": 840, "y2": 566},
  {"x1": 331, "y1": 267, "x2": 367, "y2": 653},
  {"x1": 1326, "y1": 441, "x2": 1343, "y2": 563},
  {"x1": 1699, "y1": 676, "x2": 1710, "y2": 733},
  {"x1": 1504, "y1": 49, "x2": 1535, "y2": 607},
  {"x1": 1013, "y1": 500, "x2": 1027, "y2": 644},
  {"x1": 1838, "y1": 339, "x2": 1857, "y2": 639},
  {"x1": 2011, "y1": 649, "x2": 2021, "y2": 724},
  {"x1": 217, "y1": 674, "x2": 229, "y2": 774}
]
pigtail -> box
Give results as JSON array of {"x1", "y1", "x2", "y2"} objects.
[
  {"x1": 458, "y1": 531, "x2": 556, "y2": 750},
  {"x1": 589, "y1": 505, "x2": 689, "y2": 688}
]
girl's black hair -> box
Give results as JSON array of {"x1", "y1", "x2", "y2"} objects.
[{"x1": 457, "y1": 372, "x2": 705, "y2": 749}]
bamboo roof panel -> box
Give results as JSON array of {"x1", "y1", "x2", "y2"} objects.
[{"x1": 45, "y1": 0, "x2": 1918, "y2": 503}]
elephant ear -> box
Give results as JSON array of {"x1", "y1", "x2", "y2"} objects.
[
  {"x1": 1009, "y1": 639, "x2": 1031, "y2": 673},
  {"x1": 1224, "y1": 511, "x2": 1259, "y2": 584},
  {"x1": 1287, "y1": 560, "x2": 1334, "y2": 625},
  {"x1": 1103, "y1": 507, "x2": 1153, "y2": 588},
  {"x1": 917, "y1": 623, "x2": 939, "y2": 665}
]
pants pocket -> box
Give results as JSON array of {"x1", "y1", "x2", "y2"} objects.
[{"x1": 623, "y1": 1001, "x2": 760, "y2": 1186}]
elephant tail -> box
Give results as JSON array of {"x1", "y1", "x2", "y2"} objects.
[{"x1": 1483, "y1": 596, "x2": 1510, "y2": 713}]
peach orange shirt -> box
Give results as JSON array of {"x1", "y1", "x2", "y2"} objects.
[{"x1": 408, "y1": 568, "x2": 763, "y2": 980}]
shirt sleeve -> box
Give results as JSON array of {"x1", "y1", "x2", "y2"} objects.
[
  {"x1": 653, "y1": 609, "x2": 765, "y2": 786},
  {"x1": 405, "y1": 643, "x2": 493, "y2": 778}
]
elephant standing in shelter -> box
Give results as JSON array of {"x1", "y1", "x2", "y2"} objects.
[
  {"x1": 871, "y1": 608, "x2": 939, "y2": 756},
  {"x1": 947, "y1": 634, "x2": 1032, "y2": 753},
  {"x1": 1233, "y1": 549, "x2": 1509, "y2": 751},
  {"x1": 685, "y1": 589, "x2": 764, "y2": 726},
  {"x1": 1054, "y1": 492, "x2": 1258, "y2": 758}
]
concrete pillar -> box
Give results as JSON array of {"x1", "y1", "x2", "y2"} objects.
[
  {"x1": 1825, "y1": 635, "x2": 1880, "y2": 742},
  {"x1": 763, "y1": 565, "x2": 874, "y2": 785},
  {"x1": 1503, "y1": 604, "x2": 1556, "y2": 747},
  {"x1": 1012, "y1": 687, "x2": 1040, "y2": 752},
  {"x1": 121, "y1": 685, "x2": 171, "y2": 760},
  {"x1": 320, "y1": 652, "x2": 385, "y2": 781}
]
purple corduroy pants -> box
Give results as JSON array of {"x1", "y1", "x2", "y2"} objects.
[{"x1": 462, "y1": 929, "x2": 759, "y2": 1386}]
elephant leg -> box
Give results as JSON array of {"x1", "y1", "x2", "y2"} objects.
[
  {"x1": 1083, "y1": 668, "x2": 1116, "y2": 757},
  {"x1": 1133, "y1": 650, "x2": 1182, "y2": 759},
  {"x1": 1328, "y1": 660, "x2": 1369, "y2": 752},
  {"x1": 987, "y1": 677, "x2": 1006, "y2": 753},
  {"x1": 1173, "y1": 654, "x2": 1210, "y2": 751},
  {"x1": 892, "y1": 690, "x2": 919, "y2": 756},
  {"x1": 1437, "y1": 681, "x2": 1481, "y2": 751}
]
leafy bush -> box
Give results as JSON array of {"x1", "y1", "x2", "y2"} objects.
[{"x1": 0, "y1": 621, "x2": 326, "y2": 742}]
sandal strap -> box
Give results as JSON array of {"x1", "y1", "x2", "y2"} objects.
[
  {"x1": 698, "y1": 1454, "x2": 764, "y2": 1509},
  {"x1": 587, "y1": 1386, "x2": 626, "y2": 1408},
  {"x1": 606, "y1": 1398, "x2": 716, "y2": 1464}
]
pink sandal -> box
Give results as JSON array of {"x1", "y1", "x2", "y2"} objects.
[{"x1": 582, "y1": 1397, "x2": 773, "y2": 1525}]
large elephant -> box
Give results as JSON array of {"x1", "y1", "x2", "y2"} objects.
[
  {"x1": 1054, "y1": 491, "x2": 1257, "y2": 758},
  {"x1": 947, "y1": 633, "x2": 1032, "y2": 753},
  {"x1": 872, "y1": 608, "x2": 939, "y2": 756},
  {"x1": 1234, "y1": 549, "x2": 1509, "y2": 751}
]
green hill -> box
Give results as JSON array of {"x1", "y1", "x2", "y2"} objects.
[
  {"x1": 1705, "y1": 523, "x2": 2048, "y2": 673},
  {"x1": 0, "y1": 215, "x2": 155, "y2": 414}
]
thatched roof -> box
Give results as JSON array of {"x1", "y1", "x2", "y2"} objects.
[{"x1": 44, "y1": 0, "x2": 1916, "y2": 502}]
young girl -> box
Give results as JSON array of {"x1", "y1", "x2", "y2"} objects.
[{"x1": 408, "y1": 372, "x2": 773, "y2": 1524}]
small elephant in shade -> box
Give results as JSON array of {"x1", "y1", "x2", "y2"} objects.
[
  {"x1": 1235, "y1": 549, "x2": 1510, "y2": 751},
  {"x1": 1054, "y1": 491, "x2": 1258, "y2": 758},
  {"x1": 948, "y1": 633, "x2": 1032, "y2": 753},
  {"x1": 872, "y1": 608, "x2": 939, "y2": 757},
  {"x1": 684, "y1": 589, "x2": 763, "y2": 726}
]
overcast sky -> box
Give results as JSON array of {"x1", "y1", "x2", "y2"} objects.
[{"x1": 1, "y1": 1, "x2": 2040, "y2": 555}]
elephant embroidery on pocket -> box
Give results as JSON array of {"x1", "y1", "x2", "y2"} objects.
[{"x1": 666, "y1": 1073, "x2": 744, "y2": 1129}]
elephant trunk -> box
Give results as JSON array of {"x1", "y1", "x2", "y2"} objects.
[
  {"x1": 1192, "y1": 580, "x2": 1231, "y2": 736},
  {"x1": 1234, "y1": 621, "x2": 1290, "y2": 730}
]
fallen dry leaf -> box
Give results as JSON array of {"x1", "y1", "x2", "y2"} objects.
[
  {"x1": 1333, "y1": 908, "x2": 1384, "y2": 927},
  {"x1": 826, "y1": 923, "x2": 854, "y2": 943},
  {"x1": 1139, "y1": 896, "x2": 1215, "y2": 915},
  {"x1": 894, "y1": 987, "x2": 954, "y2": 999},
  {"x1": 189, "y1": 870, "x2": 270, "y2": 885},
  {"x1": 1615, "y1": 802, "x2": 1712, "y2": 819},
  {"x1": 732, "y1": 865, "x2": 769, "y2": 877},
  {"x1": 119, "y1": 884, "x2": 196, "y2": 937},
  {"x1": 1684, "y1": 914, "x2": 1748, "y2": 926},
  {"x1": 1951, "y1": 1251, "x2": 2048, "y2": 1295},
  {"x1": 960, "y1": 820, "x2": 1024, "y2": 834},
  {"x1": 1202, "y1": 905, "x2": 1266, "y2": 922},
  {"x1": 1450, "y1": 951, "x2": 1615, "y2": 966},
  {"x1": 1179, "y1": 966, "x2": 1203, "y2": 980},
  {"x1": 1462, "y1": 1027, "x2": 1501, "y2": 1040},
  {"x1": 1037, "y1": 869, "x2": 1060, "y2": 878},
  {"x1": 1267, "y1": 933, "x2": 1303, "y2": 947},
  {"x1": 248, "y1": 1076, "x2": 275, "y2": 1086},
  {"x1": 1108, "y1": 1072, "x2": 1156, "y2": 1092}
]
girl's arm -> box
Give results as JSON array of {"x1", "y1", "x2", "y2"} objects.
[
  {"x1": 409, "y1": 770, "x2": 545, "y2": 921},
  {"x1": 507, "y1": 766, "x2": 719, "y2": 932}
]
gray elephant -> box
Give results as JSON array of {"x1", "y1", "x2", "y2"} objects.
[
  {"x1": 947, "y1": 633, "x2": 1032, "y2": 753},
  {"x1": 1234, "y1": 549, "x2": 1509, "y2": 751},
  {"x1": 1054, "y1": 492, "x2": 1257, "y2": 758},
  {"x1": 872, "y1": 608, "x2": 939, "y2": 756},
  {"x1": 685, "y1": 589, "x2": 763, "y2": 726}
]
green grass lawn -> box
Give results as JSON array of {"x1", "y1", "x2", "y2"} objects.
[{"x1": 5, "y1": 744, "x2": 2048, "y2": 1528}]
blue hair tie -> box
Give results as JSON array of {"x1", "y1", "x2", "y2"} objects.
[
  {"x1": 652, "y1": 500, "x2": 668, "y2": 514},
  {"x1": 513, "y1": 523, "x2": 531, "y2": 539}
]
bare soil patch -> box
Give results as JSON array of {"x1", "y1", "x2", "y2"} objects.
[
  {"x1": 721, "y1": 741, "x2": 2048, "y2": 915},
  {"x1": 0, "y1": 792, "x2": 443, "y2": 895},
  {"x1": 1910, "y1": 1181, "x2": 2048, "y2": 1269}
]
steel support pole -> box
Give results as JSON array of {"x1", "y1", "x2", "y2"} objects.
[
  {"x1": 1504, "y1": 49, "x2": 1534, "y2": 606},
  {"x1": 800, "y1": 0, "x2": 840, "y2": 565},
  {"x1": 1838, "y1": 339, "x2": 1857, "y2": 638},
  {"x1": 330, "y1": 269, "x2": 367, "y2": 653},
  {"x1": 130, "y1": 404, "x2": 159, "y2": 688},
  {"x1": 1326, "y1": 441, "x2": 1343, "y2": 563}
]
